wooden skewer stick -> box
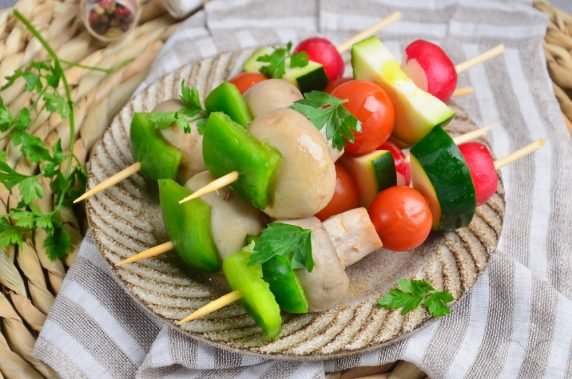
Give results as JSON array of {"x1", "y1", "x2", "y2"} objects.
[
  {"x1": 452, "y1": 126, "x2": 490, "y2": 145},
  {"x1": 73, "y1": 162, "x2": 142, "y2": 203},
  {"x1": 494, "y1": 139, "x2": 544, "y2": 170},
  {"x1": 176, "y1": 290, "x2": 242, "y2": 325},
  {"x1": 452, "y1": 86, "x2": 474, "y2": 98},
  {"x1": 455, "y1": 44, "x2": 505, "y2": 74},
  {"x1": 115, "y1": 241, "x2": 175, "y2": 266},
  {"x1": 336, "y1": 11, "x2": 402, "y2": 53},
  {"x1": 179, "y1": 171, "x2": 239, "y2": 204}
]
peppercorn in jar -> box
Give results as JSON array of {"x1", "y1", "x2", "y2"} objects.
[{"x1": 81, "y1": 0, "x2": 140, "y2": 42}]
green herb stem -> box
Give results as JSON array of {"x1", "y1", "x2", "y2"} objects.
[
  {"x1": 13, "y1": 9, "x2": 76, "y2": 210},
  {"x1": 60, "y1": 58, "x2": 134, "y2": 74}
]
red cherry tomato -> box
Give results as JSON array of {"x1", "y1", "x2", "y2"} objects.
[
  {"x1": 378, "y1": 141, "x2": 411, "y2": 186},
  {"x1": 458, "y1": 142, "x2": 498, "y2": 206},
  {"x1": 324, "y1": 77, "x2": 350, "y2": 93},
  {"x1": 331, "y1": 80, "x2": 395, "y2": 156},
  {"x1": 228, "y1": 72, "x2": 267, "y2": 94},
  {"x1": 315, "y1": 164, "x2": 360, "y2": 221},
  {"x1": 293, "y1": 37, "x2": 344, "y2": 81},
  {"x1": 369, "y1": 186, "x2": 432, "y2": 252}
]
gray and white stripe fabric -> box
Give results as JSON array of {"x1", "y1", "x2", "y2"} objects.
[{"x1": 34, "y1": 0, "x2": 572, "y2": 378}]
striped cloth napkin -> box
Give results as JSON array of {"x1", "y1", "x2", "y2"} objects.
[{"x1": 34, "y1": 0, "x2": 572, "y2": 378}]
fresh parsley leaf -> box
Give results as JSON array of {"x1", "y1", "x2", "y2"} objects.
[
  {"x1": 44, "y1": 223, "x2": 72, "y2": 260},
  {"x1": 377, "y1": 278, "x2": 454, "y2": 318},
  {"x1": 0, "y1": 220, "x2": 24, "y2": 249},
  {"x1": 256, "y1": 41, "x2": 310, "y2": 79},
  {"x1": 0, "y1": 160, "x2": 29, "y2": 189},
  {"x1": 290, "y1": 91, "x2": 361, "y2": 150},
  {"x1": 45, "y1": 64, "x2": 62, "y2": 89},
  {"x1": 10, "y1": 210, "x2": 35, "y2": 228},
  {"x1": 175, "y1": 81, "x2": 207, "y2": 134},
  {"x1": 425, "y1": 291, "x2": 455, "y2": 317},
  {"x1": 249, "y1": 223, "x2": 314, "y2": 272},
  {"x1": 44, "y1": 92, "x2": 70, "y2": 118},
  {"x1": 35, "y1": 213, "x2": 55, "y2": 231},
  {"x1": 290, "y1": 51, "x2": 309, "y2": 68},
  {"x1": 175, "y1": 112, "x2": 192, "y2": 134},
  {"x1": 19, "y1": 176, "x2": 44, "y2": 204},
  {"x1": 15, "y1": 108, "x2": 31, "y2": 130},
  {"x1": 180, "y1": 81, "x2": 203, "y2": 111},
  {"x1": 0, "y1": 99, "x2": 14, "y2": 131},
  {"x1": 19, "y1": 134, "x2": 51, "y2": 163}
]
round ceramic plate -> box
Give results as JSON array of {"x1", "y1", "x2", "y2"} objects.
[{"x1": 86, "y1": 48, "x2": 505, "y2": 360}]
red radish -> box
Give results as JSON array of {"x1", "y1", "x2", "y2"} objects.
[
  {"x1": 293, "y1": 37, "x2": 344, "y2": 81},
  {"x1": 403, "y1": 40, "x2": 457, "y2": 102},
  {"x1": 378, "y1": 141, "x2": 410, "y2": 186},
  {"x1": 458, "y1": 142, "x2": 498, "y2": 206}
]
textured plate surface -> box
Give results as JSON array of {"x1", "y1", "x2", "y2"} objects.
[{"x1": 86, "y1": 49, "x2": 505, "y2": 359}]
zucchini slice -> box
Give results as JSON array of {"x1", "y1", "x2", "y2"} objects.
[
  {"x1": 243, "y1": 47, "x2": 329, "y2": 92},
  {"x1": 410, "y1": 126, "x2": 476, "y2": 231},
  {"x1": 341, "y1": 150, "x2": 396, "y2": 207}
]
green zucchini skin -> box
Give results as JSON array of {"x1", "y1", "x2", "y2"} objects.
[
  {"x1": 410, "y1": 126, "x2": 476, "y2": 230},
  {"x1": 294, "y1": 66, "x2": 329, "y2": 93},
  {"x1": 372, "y1": 151, "x2": 397, "y2": 193}
]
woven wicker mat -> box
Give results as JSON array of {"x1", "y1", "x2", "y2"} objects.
[{"x1": 0, "y1": 1, "x2": 570, "y2": 378}]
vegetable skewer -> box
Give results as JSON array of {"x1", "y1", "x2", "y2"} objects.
[
  {"x1": 177, "y1": 126, "x2": 491, "y2": 205},
  {"x1": 73, "y1": 82, "x2": 252, "y2": 203},
  {"x1": 74, "y1": 16, "x2": 401, "y2": 203},
  {"x1": 178, "y1": 209, "x2": 380, "y2": 324},
  {"x1": 176, "y1": 138, "x2": 543, "y2": 324}
]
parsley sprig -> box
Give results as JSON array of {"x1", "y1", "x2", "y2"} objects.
[
  {"x1": 377, "y1": 279, "x2": 454, "y2": 317},
  {"x1": 0, "y1": 10, "x2": 116, "y2": 260},
  {"x1": 290, "y1": 91, "x2": 361, "y2": 150},
  {"x1": 248, "y1": 223, "x2": 314, "y2": 272},
  {"x1": 257, "y1": 42, "x2": 309, "y2": 79}
]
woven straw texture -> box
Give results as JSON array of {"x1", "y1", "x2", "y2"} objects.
[{"x1": 0, "y1": 0, "x2": 570, "y2": 378}]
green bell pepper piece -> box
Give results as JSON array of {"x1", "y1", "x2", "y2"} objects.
[
  {"x1": 202, "y1": 112, "x2": 282, "y2": 210},
  {"x1": 205, "y1": 82, "x2": 252, "y2": 127},
  {"x1": 158, "y1": 179, "x2": 221, "y2": 272},
  {"x1": 223, "y1": 249, "x2": 282, "y2": 340},
  {"x1": 262, "y1": 255, "x2": 309, "y2": 314},
  {"x1": 130, "y1": 112, "x2": 182, "y2": 180}
]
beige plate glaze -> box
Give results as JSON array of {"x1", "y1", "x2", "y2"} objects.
[{"x1": 86, "y1": 49, "x2": 505, "y2": 360}]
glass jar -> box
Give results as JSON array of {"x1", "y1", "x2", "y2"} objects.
[{"x1": 81, "y1": 0, "x2": 141, "y2": 43}]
